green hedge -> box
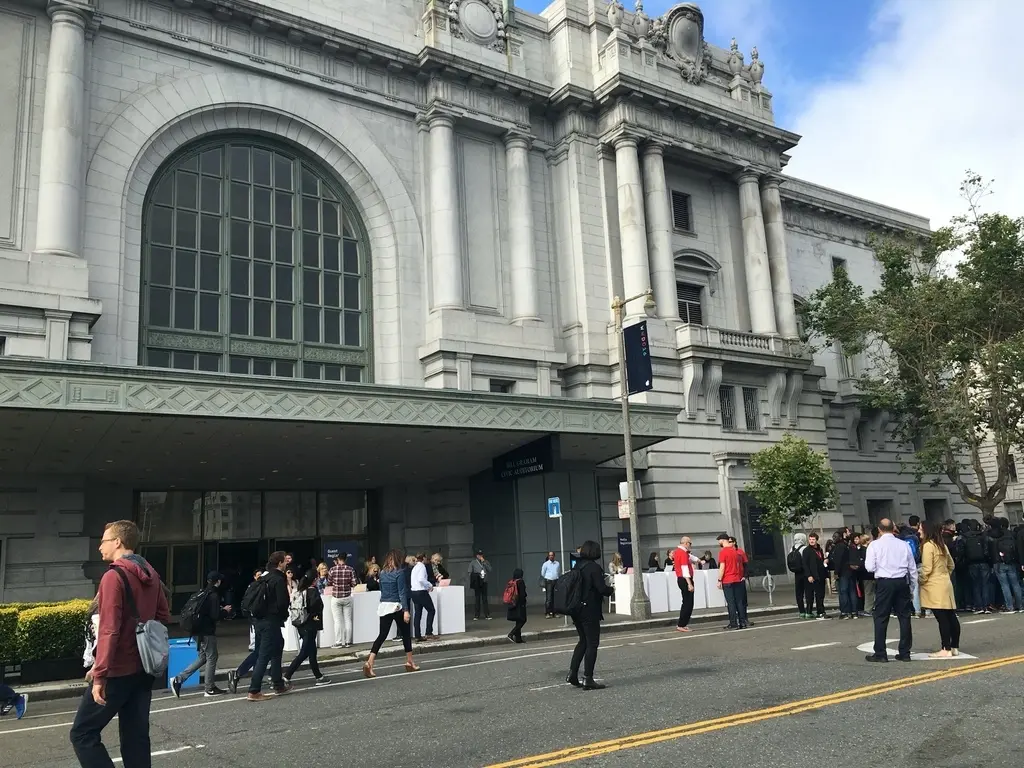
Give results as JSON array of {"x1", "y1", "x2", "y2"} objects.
[
  {"x1": 0, "y1": 608, "x2": 17, "y2": 664},
  {"x1": 15, "y1": 600, "x2": 92, "y2": 663}
]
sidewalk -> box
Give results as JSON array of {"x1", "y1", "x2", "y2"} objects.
[{"x1": 15, "y1": 589, "x2": 824, "y2": 703}]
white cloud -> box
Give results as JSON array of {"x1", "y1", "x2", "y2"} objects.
[{"x1": 784, "y1": 0, "x2": 1024, "y2": 228}]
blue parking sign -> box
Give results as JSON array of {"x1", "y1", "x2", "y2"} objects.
[{"x1": 547, "y1": 496, "x2": 561, "y2": 518}]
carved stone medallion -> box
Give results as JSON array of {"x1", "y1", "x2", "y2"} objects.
[{"x1": 651, "y1": 3, "x2": 711, "y2": 85}]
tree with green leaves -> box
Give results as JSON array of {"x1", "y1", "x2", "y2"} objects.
[
  {"x1": 803, "y1": 173, "x2": 1024, "y2": 517},
  {"x1": 746, "y1": 434, "x2": 839, "y2": 533}
]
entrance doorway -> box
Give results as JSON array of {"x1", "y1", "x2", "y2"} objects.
[
  {"x1": 866, "y1": 499, "x2": 893, "y2": 528},
  {"x1": 139, "y1": 543, "x2": 201, "y2": 613},
  {"x1": 923, "y1": 498, "x2": 949, "y2": 525},
  {"x1": 739, "y1": 492, "x2": 786, "y2": 578},
  {"x1": 276, "y1": 538, "x2": 318, "y2": 575}
]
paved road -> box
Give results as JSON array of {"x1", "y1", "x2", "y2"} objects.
[{"x1": 2, "y1": 611, "x2": 1021, "y2": 767}]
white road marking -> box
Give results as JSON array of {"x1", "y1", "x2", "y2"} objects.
[
  {"x1": 963, "y1": 618, "x2": 998, "y2": 625},
  {"x1": 855, "y1": 639, "x2": 977, "y2": 660},
  {"x1": 642, "y1": 619, "x2": 807, "y2": 644},
  {"x1": 113, "y1": 745, "x2": 204, "y2": 763},
  {"x1": 791, "y1": 642, "x2": 842, "y2": 651}
]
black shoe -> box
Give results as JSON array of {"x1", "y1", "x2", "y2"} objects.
[
  {"x1": 894, "y1": 654, "x2": 912, "y2": 662},
  {"x1": 865, "y1": 655, "x2": 889, "y2": 663},
  {"x1": 582, "y1": 678, "x2": 606, "y2": 690},
  {"x1": 204, "y1": 686, "x2": 226, "y2": 697},
  {"x1": 566, "y1": 673, "x2": 582, "y2": 688},
  {"x1": 739, "y1": 623, "x2": 749, "y2": 629},
  {"x1": 723, "y1": 624, "x2": 739, "y2": 630},
  {"x1": 170, "y1": 678, "x2": 182, "y2": 698},
  {"x1": 227, "y1": 670, "x2": 239, "y2": 695}
]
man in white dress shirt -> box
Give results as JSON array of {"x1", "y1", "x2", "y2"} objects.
[{"x1": 864, "y1": 518, "x2": 918, "y2": 662}]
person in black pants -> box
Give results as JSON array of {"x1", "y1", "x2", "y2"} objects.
[
  {"x1": 506, "y1": 568, "x2": 528, "y2": 643},
  {"x1": 566, "y1": 541, "x2": 615, "y2": 690},
  {"x1": 284, "y1": 571, "x2": 331, "y2": 685},
  {"x1": 247, "y1": 552, "x2": 291, "y2": 701},
  {"x1": 791, "y1": 533, "x2": 809, "y2": 617},
  {"x1": 801, "y1": 533, "x2": 828, "y2": 619},
  {"x1": 864, "y1": 518, "x2": 916, "y2": 662}
]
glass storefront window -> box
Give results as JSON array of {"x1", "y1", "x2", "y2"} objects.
[
  {"x1": 264, "y1": 491, "x2": 316, "y2": 538},
  {"x1": 318, "y1": 490, "x2": 368, "y2": 537},
  {"x1": 137, "y1": 491, "x2": 202, "y2": 542},
  {"x1": 202, "y1": 491, "x2": 262, "y2": 540}
]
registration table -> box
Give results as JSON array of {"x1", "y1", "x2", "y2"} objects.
[
  {"x1": 300, "y1": 586, "x2": 466, "y2": 648},
  {"x1": 612, "y1": 570, "x2": 725, "y2": 616}
]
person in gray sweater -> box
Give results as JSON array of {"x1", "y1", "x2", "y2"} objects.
[{"x1": 468, "y1": 550, "x2": 493, "y2": 620}]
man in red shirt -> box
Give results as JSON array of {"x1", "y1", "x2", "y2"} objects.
[
  {"x1": 673, "y1": 536, "x2": 699, "y2": 632},
  {"x1": 70, "y1": 520, "x2": 169, "y2": 768},
  {"x1": 717, "y1": 533, "x2": 750, "y2": 629}
]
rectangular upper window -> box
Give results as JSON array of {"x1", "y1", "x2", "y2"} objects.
[
  {"x1": 489, "y1": 380, "x2": 514, "y2": 394},
  {"x1": 831, "y1": 257, "x2": 847, "y2": 274},
  {"x1": 676, "y1": 282, "x2": 703, "y2": 325},
  {"x1": 671, "y1": 191, "x2": 693, "y2": 232},
  {"x1": 742, "y1": 387, "x2": 761, "y2": 431},
  {"x1": 719, "y1": 386, "x2": 735, "y2": 429}
]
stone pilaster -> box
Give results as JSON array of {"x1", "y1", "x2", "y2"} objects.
[
  {"x1": 734, "y1": 170, "x2": 777, "y2": 335},
  {"x1": 34, "y1": 2, "x2": 90, "y2": 264},
  {"x1": 614, "y1": 135, "x2": 652, "y2": 304},
  {"x1": 641, "y1": 142, "x2": 677, "y2": 321},
  {"x1": 428, "y1": 112, "x2": 463, "y2": 310},
  {"x1": 504, "y1": 131, "x2": 540, "y2": 322},
  {"x1": 760, "y1": 175, "x2": 798, "y2": 339}
]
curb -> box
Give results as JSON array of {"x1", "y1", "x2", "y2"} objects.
[{"x1": 16, "y1": 604, "x2": 800, "y2": 704}]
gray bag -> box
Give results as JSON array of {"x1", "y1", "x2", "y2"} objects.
[{"x1": 113, "y1": 567, "x2": 169, "y2": 677}]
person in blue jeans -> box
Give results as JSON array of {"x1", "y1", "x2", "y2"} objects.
[
  {"x1": 992, "y1": 521, "x2": 1023, "y2": 612},
  {"x1": 0, "y1": 684, "x2": 27, "y2": 719}
]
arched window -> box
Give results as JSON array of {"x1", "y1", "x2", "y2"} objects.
[{"x1": 140, "y1": 138, "x2": 370, "y2": 382}]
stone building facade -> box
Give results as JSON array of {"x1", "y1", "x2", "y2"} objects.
[{"x1": 0, "y1": 0, "x2": 971, "y2": 604}]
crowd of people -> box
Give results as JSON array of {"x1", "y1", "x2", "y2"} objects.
[{"x1": 6, "y1": 511, "x2": 1020, "y2": 767}]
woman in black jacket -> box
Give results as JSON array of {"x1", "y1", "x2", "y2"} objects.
[
  {"x1": 506, "y1": 568, "x2": 528, "y2": 643},
  {"x1": 283, "y1": 571, "x2": 330, "y2": 686},
  {"x1": 567, "y1": 540, "x2": 615, "y2": 690}
]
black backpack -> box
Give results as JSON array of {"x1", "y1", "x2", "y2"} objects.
[
  {"x1": 240, "y1": 576, "x2": 271, "y2": 619},
  {"x1": 787, "y1": 547, "x2": 804, "y2": 574},
  {"x1": 996, "y1": 533, "x2": 1018, "y2": 564},
  {"x1": 179, "y1": 589, "x2": 212, "y2": 638},
  {"x1": 964, "y1": 532, "x2": 987, "y2": 563},
  {"x1": 552, "y1": 568, "x2": 584, "y2": 616}
]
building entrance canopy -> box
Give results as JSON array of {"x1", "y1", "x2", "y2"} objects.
[{"x1": 0, "y1": 360, "x2": 679, "y2": 487}]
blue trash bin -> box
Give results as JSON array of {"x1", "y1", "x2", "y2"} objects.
[{"x1": 166, "y1": 638, "x2": 200, "y2": 690}]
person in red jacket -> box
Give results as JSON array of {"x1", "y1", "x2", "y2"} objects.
[
  {"x1": 673, "y1": 536, "x2": 699, "y2": 632},
  {"x1": 70, "y1": 520, "x2": 169, "y2": 768}
]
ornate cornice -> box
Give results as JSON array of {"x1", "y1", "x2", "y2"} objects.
[{"x1": 0, "y1": 359, "x2": 681, "y2": 439}]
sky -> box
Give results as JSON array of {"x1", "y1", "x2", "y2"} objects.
[{"x1": 515, "y1": 0, "x2": 1024, "y2": 228}]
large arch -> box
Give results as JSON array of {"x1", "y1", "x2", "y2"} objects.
[{"x1": 83, "y1": 71, "x2": 423, "y2": 382}]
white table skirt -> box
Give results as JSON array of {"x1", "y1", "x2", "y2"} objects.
[{"x1": 312, "y1": 587, "x2": 467, "y2": 647}]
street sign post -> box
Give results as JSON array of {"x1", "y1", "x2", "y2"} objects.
[{"x1": 547, "y1": 496, "x2": 567, "y2": 626}]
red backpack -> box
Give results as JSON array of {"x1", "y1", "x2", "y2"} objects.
[{"x1": 502, "y1": 579, "x2": 519, "y2": 607}]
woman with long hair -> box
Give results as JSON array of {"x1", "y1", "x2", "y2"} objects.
[
  {"x1": 608, "y1": 552, "x2": 625, "y2": 579},
  {"x1": 284, "y1": 570, "x2": 331, "y2": 685},
  {"x1": 920, "y1": 520, "x2": 961, "y2": 657},
  {"x1": 566, "y1": 540, "x2": 614, "y2": 690},
  {"x1": 363, "y1": 549, "x2": 419, "y2": 677},
  {"x1": 647, "y1": 552, "x2": 660, "y2": 572}
]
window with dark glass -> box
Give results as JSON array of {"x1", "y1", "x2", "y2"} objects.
[
  {"x1": 742, "y1": 387, "x2": 761, "y2": 431},
  {"x1": 140, "y1": 139, "x2": 370, "y2": 382},
  {"x1": 671, "y1": 191, "x2": 693, "y2": 232},
  {"x1": 677, "y1": 282, "x2": 703, "y2": 325},
  {"x1": 719, "y1": 386, "x2": 735, "y2": 429}
]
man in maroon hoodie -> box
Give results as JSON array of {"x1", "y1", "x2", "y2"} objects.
[{"x1": 70, "y1": 520, "x2": 169, "y2": 768}]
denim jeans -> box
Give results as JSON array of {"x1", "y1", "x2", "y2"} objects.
[
  {"x1": 912, "y1": 578, "x2": 921, "y2": 614},
  {"x1": 838, "y1": 574, "x2": 858, "y2": 615},
  {"x1": 994, "y1": 562, "x2": 1023, "y2": 611},
  {"x1": 411, "y1": 590, "x2": 435, "y2": 638},
  {"x1": 70, "y1": 672, "x2": 153, "y2": 768},
  {"x1": 723, "y1": 581, "x2": 748, "y2": 626},
  {"x1": 247, "y1": 619, "x2": 284, "y2": 694},
  {"x1": 969, "y1": 563, "x2": 992, "y2": 609},
  {"x1": 174, "y1": 635, "x2": 218, "y2": 690}
]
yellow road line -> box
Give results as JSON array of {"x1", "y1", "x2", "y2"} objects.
[{"x1": 485, "y1": 654, "x2": 1024, "y2": 768}]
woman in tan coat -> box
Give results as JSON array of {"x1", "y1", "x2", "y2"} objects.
[{"x1": 919, "y1": 520, "x2": 960, "y2": 657}]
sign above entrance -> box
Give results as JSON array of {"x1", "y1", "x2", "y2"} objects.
[
  {"x1": 492, "y1": 435, "x2": 558, "y2": 482},
  {"x1": 547, "y1": 497, "x2": 561, "y2": 519},
  {"x1": 623, "y1": 320, "x2": 654, "y2": 395}
]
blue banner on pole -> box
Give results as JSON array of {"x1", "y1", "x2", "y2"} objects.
[{"x1": 623, "y1": 320, "x2": 653, "y2": 395}]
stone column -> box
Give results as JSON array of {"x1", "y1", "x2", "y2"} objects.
[
  {"x1": 641, "y1": 143, "x2": 677, "y2": 320},
  {"x1": 504, "y1": 131, "x2": 540, "y2": 321},
  {"x1": 760, "y1": 175, "x2": 799, "y2": 339},
  {"x1": 735, "y1": 170, "x2": 777, "y2": 335},
  {"x1": 34, "y1": 2, "x2": 90, "y2": 260},
  {"x1": 614, "y1": 135, "x2": 652, "y2": 303},
  {"x1": 428, "y1": 113, "x2": 463, "y2": 310}
]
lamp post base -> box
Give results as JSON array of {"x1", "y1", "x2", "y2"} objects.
[{"x1": 630, "y1": 593, "x2": 652, "y2": 621}]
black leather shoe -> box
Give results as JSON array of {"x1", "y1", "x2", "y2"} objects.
[
  {"x1": 566, "y1": 674, "x2": 582, "y2": 688},
  {"x1": 723, "y1": 624, "x2": 739, "y2": 630},
  {"x1": 865, "y1": 654, "x2": 888, "y2": 662},
  {"x1": 894, "y1": 654, "x2": 912, "y2": 662},
  {"x1": 582, "y1": 678, "x2": 606, "y2": 690}
]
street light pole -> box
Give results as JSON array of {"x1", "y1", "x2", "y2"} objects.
[{"x1": 612, "y1": 289, "x2": 655, "y2": 621}]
